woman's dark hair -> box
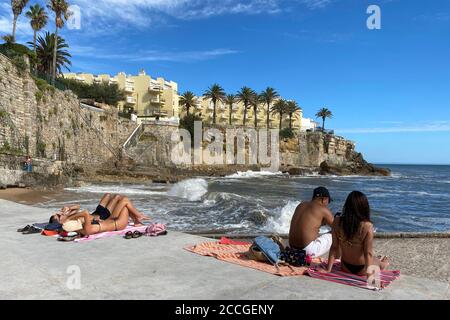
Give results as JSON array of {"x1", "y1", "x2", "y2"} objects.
[{"x1": 340, "y1": 191, "x2": 371, "y2": 240}]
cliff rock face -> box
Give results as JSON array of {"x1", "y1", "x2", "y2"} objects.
[{"x1": 0, "y1": 53, "x2": 135, "y2": 174}]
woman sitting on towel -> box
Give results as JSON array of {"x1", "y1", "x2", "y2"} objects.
[
  {"x1": 49, "y1": 194, "x2": 150, "y2": 235},
  {"x1": 321, "y1": 191, "x2": 389, "y2": 278}
]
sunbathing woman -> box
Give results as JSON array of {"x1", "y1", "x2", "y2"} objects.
[
  {"x1": 50, "y1": 194, "x2": 150, "y2": 233},
  {"x1": 321, "y1": 191, "x2": 389, "y2": 278}
]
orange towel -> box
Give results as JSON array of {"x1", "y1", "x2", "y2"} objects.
[{"x1": 185, "y1": 241, "x2": 321, "y2": 277}]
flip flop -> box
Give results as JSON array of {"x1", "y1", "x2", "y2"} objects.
[
  {"x1": 124, "y1": 231, "x2": 134, "y2": 239},
  {"x1": 22, "y1": 226, "x2": 42, "y2": 234},
  {"x1": 132, "y1": 231, "x2": 143, "y2": 238},
  {"x1": 17, "y1": 225, "x2": 32, "y2": 233},
  {"x1": 57, "y1": 235, "x2": 80, "y2": 242}
]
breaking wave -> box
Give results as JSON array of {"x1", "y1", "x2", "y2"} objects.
[{"x1": 167, "y1": 178, "x2": 208, "y2": 201}]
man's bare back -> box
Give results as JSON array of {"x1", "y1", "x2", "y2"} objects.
[{"x1": 289, "y1": 200, "x2": 334, "y2": 249}]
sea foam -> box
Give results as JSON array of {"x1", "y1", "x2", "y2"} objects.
[{"x1": 167, "y1": 178, "x2": 208, "y2": 201}]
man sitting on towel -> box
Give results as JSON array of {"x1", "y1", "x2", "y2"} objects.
[{"x1": 289, "y1": 187, "x2": 334, "y2": 258}]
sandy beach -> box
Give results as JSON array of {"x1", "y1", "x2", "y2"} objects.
[{"x1": 0, "y1": 188, "x2": 60, "y2": 205}]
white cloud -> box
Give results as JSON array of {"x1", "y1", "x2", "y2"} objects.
[
  {"x1": 71, "y1": 45, "x2": 239, "y2": 62},
  {"x1": 336, "y1": 121, "x2": 450, "y2": 134},
  {"x1": 299, "y1": 0, "x2": 332, "y2": 9}
]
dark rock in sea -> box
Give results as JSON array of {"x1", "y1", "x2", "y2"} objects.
[
  {"x1": 286, "y1": 167, "x2": 316, "y2": 176},
  {"x1": 319, "y1": 155, "x2": 391, "y2": 177}
]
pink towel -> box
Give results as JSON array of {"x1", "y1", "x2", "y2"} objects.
[
  {"x1": 144, "y1": 223, "x2": 167, "y2": 236},
  {"x1": 74, "y1": 225, "x2": 148, "y2": 243},
  {"x1": 307, "y1": 261, "x2": 400, "y2": 291}
]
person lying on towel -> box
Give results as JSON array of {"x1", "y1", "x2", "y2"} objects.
[
  {"x1": 289, "y1": 187, "x2": 334, "y2": 258},
  {"x1": 320, "y1": 191, "x2": 389, "y2": 277},
  {"x1": 49, "y1": 194, "x2": 150, "y2": 236}
]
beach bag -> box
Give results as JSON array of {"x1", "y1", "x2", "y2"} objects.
[
  {"x1": 249, "y1": 236, "x2": 285, "y2": 266},
  {"x1": 280, "y1": 247, "x2": 308, "y2": 267}
]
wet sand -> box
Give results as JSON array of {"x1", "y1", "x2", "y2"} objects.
[{"x1": 0, "y1": 188, "x2": 60, "y2": 205}]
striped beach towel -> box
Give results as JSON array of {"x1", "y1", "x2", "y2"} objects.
[
  {"x1": 185, "y1": 241, "x2": 320, "y2": 277},
  {"x1": 307, "y1": 261, "x2": 400, "y2": 291}
]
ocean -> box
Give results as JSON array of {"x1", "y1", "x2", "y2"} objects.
[{"x1": 40, "y1": 165, "x2": 450, "y2": 234}]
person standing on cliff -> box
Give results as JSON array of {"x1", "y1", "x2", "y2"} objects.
[
  {"x1": 25, "y1": 155, "x2": 33, "y2": 173},
  {"x1": 289, "y1": 187, "x2": 334, "y2": 258}
]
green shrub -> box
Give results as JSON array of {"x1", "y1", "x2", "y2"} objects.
[
  {"x1": 180, "y1": 114, "x2": 203, "y2": 146},
  {"x1": 280, "y1": 127, "x2": 295, "y2": 140},
  {"x1": 59, "y1": 78, "x2": 125, "y2": 107}
]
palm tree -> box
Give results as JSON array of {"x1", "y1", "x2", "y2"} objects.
[
  {"x1": 271, "y1": 99, "x2": 288, "y2": 130},
  {"x1": 315, "y1": 107, "x2": 333, "y2": 131},
  {"x1": 250, "y1": 92, "x2": 260, "y2": 128},
  {"x1": 26, "y1": 4, "x2": 48, "y2": 53},
  {"x1": 236, "y1": 86, "x2": 255, "y2": 127},
  {"x1": 11, "y1": 0, "x2": 29, "y2": 43},
  {"x1": 1, "y1": 34, "x2": 14, "y2": 44},
  {"x1": 203, "y1": 84, "x2": 226, "y2": 125},
  {"x1": 286, "y1": 100, "x2": 301, "y2": 129},
  {"x1": 260, "y1": 87, "x2": 279, "y2": 129},
  {"x1": 47, "y1": 0, "x2": 71, "y2": 82},
  {"x1": 32, "y1": 32, "x2": 71, "y2": 76},
  {"x1": 224, "y1": 94, "x2": 236, "y2": 126},
  {"x1": 179, "y1": 91, "x2": 197, "y2": 117}
]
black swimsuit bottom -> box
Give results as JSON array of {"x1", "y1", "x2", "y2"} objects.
[
  {"x1": 342, "y1": 261, "x2": 365, "y2": 275},
  {"x1": 91, "y1": 205, "x2": 111, "y2": 221}
]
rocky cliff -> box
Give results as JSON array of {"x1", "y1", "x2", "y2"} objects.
[
  {"x1": 0, "y1": 52, "x2": 388, "y2": 188},
  {"x1": 0, "y1": 53, "x2": 135, "y2": 187}
]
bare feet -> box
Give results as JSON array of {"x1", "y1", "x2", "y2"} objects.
[{"x1": 377, "y1": 255, "x2": 390, "y2": 270}]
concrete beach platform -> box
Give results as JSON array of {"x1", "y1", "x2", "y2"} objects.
[{"x1": 0, "y1": 199, "x2": 448, "y2": 300}]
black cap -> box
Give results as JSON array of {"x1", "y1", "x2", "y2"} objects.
[{"x1": 313, "y1": 187, "x2": 332, "y2": 201}]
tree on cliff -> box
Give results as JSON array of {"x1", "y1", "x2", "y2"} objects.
[
  {"x1": 236, "y1": 86, "x2": 256, "y2": 127},
  {"x1": 47, "y1": 0, "x2": 71, "y2": 83},
  {"x1": 179, "y1": 91, "x2": 197, "y2": 117},
  {"x1": 33, "y1": 31, "x2": 71, "y2": 76},
  {"x1": 316, "y1": 107, "x2": 333, "y2": 131},
  {"x1": 10, "y1": 0, "x2": 29, "y2": 43},
  {"x1": 26, "y1": 4, "x2": 48, "y2": 54},
  {"x1": 224, "y1": 94, "x2": 236, "y2": 126},
  {"x1": 250, "y1": 92, "x2": 260, "y2": 128},
  {"x1": 271, "y1": 99, "x2": 288, "y2": 130},
  {"x1": 203, "y1": 84, "x2": 226, "y2": 125},
  {"x1": 260, "y1": 87, "x2": 279, "y2": 130},
  {"x1": 286, "y1": 100, "x2": 301, "y2": 129}
]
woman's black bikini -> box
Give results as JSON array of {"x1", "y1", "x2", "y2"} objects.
[
  {"x1": 91, "y1": 205, "x2": 118, "y2": 231},
  {"x1": 338, "y1": 229, "x2": 366, "y2": 275}
]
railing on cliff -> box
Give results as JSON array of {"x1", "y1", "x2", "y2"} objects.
[
  {"x1": 78, "y1": 102, "x2": 122, "y2": 161},
  {"x1": 122, "y1": 123, "x2": 144, "y2": 158}
]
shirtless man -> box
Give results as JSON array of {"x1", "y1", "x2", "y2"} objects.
[{"x1": 289, "y1": 187, "x2": 334, "y2": 258}]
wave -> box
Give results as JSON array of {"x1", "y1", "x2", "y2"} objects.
[
  {"x1": 225, "y1": 170, "x2": 285, "y2": 179},
  {"x1": 265, "y1": 201, "x2": 300, "y2": 234},
  {"x1": 64, "y1": 185, "x2": 166, "y2": 196},
  {"x1": 167, "y1": 178, "x2": 208, "y2": 201}
]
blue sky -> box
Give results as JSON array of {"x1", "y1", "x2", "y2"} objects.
[{"x1": 2, "y1": 0, "x2": 450, "y2": 164}]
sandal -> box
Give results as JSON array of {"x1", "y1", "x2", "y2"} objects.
[
  {"x1": 124, "y1": 231, "x2": 134, "y2": 239},
  {"x1": 22, "y1": 226, "x2": 42, "y2": 234},
  {"x1": 17, "y1": 225, "x2": 32, "y2": 233},
  {"x1": 132, "y1": 231, "x2": 143, "y2": 238},
  {"x1": 57, "y1": 235, "x2": 80, "y2": 242}
]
